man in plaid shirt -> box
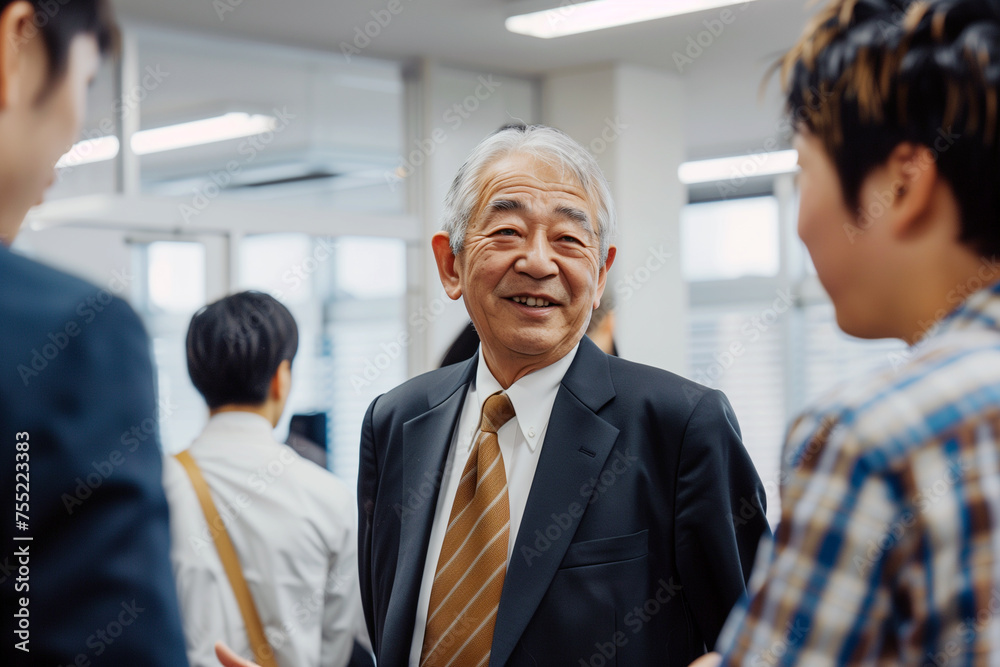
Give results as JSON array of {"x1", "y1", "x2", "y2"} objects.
[{"x1": 694, "y1": 0, "x2": 1000, "y2": 664}]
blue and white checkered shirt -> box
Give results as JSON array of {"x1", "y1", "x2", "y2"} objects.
[{"x1": 717, "y1": 280, "x2": 1000, "y2": 666}]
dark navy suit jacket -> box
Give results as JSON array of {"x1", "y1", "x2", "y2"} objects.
[
  {"x1": 0, "y1": 244, "x2": 188, "y2": 666},
  {"x1": 359, "y1": 336, "x2": 769, "y2": 666}
]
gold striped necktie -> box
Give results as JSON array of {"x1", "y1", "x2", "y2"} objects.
[{"x1": 420, "y1": 391, "x2": 516, "y2": 667}]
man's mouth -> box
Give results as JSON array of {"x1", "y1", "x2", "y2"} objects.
[{"x1": 509, "y1": 295, "x2": 556, "y2": 308}]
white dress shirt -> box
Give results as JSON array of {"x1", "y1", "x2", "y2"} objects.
[
  {"x1": 162, "y1": 412, "x2": 365, "y2": 667},
  {"x1": 408, "y1": 344, "x2": 580, "y2": 666}
]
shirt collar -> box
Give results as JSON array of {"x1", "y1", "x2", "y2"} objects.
[
  {"x1": 472, "y1": 342, "x2": 580, "y2": 452},
  {"x1": 200, "y1": 411, "x2": 276, "y2": 440}
]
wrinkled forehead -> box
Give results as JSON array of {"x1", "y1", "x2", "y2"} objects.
[{"x1": 472, "y1": 151, "x2": 596, "y2": 222}]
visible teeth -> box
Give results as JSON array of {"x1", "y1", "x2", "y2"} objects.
[{"x1": 512, "y1": 296, "x2": 551, "y2": 307}]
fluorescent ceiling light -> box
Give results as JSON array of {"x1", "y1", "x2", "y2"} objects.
[
  {"x1": 678, "y1": 150, "x2": 799, "y2": 184},
  {"x1": 506, "y1": 0, "x2": 756, "y2": 39},
  {"x1": 56, "y1": 135, "x2": 120, "y2": 169},
  {"x1": 57, "y1": 112, "x2": 277, "y2": 169},
  {"x1": 131, "y1": 113, "x2": 276, "y2": 155}
]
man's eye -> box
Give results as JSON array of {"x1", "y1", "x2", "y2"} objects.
[
  {"x1": 495, "y1": 229, "x2": 517, "y2": 236},
  {"x1": 560, "y1": 235, "x2": 581, "y2": 244}
]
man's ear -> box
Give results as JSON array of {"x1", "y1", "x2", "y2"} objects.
[
  {"x1": 431, "y1": 231, "x2": 463, "y2": 300},
  {"x1": 270, "y1": 359, "x2": 292, "y2": 403},
  {"x1": 593, "y1": 245, "x2": 617, "y2": 309},
  {"x1": 882, "y1": 142, "x2": 940, "y2": 239},
  {"x1": 0, "y1": 1, "x2": 40, "y2": 109}
]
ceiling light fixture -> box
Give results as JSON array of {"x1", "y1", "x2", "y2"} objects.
[
  {"x1": 506, "y1": 0, "x2": 756, "y2": 39},
  {"x1": 677, "y1": 150, "x2": 798, "y2": 184},
  {"x1": 56, "y1": 112, "x2": 278, "y2": 169}
]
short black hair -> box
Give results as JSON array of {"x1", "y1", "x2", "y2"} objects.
[
  {"x1": 0, "y1": 0, "x2": 116, "y2": 92},
  {"x1": 780, "y1": 0, "x2": 1000, "y2": 255},
  {"x1": 186, "y1": 291, "x2": 299, "y2": 410}
]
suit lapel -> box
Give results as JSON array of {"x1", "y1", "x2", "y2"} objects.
[
  {"x1": 490, "y1": 339, "x2": 619, "y2": 667},
  {"x1": 380, "y1": 356, "x2": 476, "y2": 667}
]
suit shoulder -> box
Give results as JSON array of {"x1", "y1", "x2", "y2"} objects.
[
  {"x1": 0, "y1": 247, "x2": 140, "y2": 332},
  {"x1": 605, "y1": 355, "x2": 717, "y2": 409},
  {"x1": 369, "y1": 361, "x2": 471, "y2": 424}
]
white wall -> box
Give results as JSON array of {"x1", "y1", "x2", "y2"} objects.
[
  {"x1": 545, "y1": 64, "x2": 687, "y2": 372},
  {"x1": 404, "y1": 62, "x2": 540, "y2": 372}
]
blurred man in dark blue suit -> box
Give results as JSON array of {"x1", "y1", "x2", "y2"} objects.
[{"x1": 0, "y1": 1, "x2": 189, "y2": 664}]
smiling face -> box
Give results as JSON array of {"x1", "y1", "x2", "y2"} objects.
[{"x1": 433, "y1": 151, "x2": 616, "y2": 386}]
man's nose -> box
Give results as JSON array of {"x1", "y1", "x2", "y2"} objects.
[{"x1": 516, "y1": 234, "x2": 558, "y2": 278}]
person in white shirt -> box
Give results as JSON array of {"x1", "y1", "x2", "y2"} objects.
[{"x1": 162, "y1": 290, "x2": 365, "y2": 667}]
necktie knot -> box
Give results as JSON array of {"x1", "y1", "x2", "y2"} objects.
[{"x1": 480, "y1": 391, "x2": 515, "y2": 435}]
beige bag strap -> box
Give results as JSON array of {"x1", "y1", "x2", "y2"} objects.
[{"x1": 175, "y1": 450, "x2": 278, "y2": 667}]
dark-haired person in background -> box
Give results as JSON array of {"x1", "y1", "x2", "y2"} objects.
[
  {"x1": 585, "y1": 286, "x2": 618, "y2": 356},
  {"x1": 693, "y1": 0, "x2": 1000, "y2": 664},
  {"x1": 163, "y1": 291, "x2": 367, "y2": 667},
  {"x1": 0, "y1": 1, "x2": 190, "y2": 664}
]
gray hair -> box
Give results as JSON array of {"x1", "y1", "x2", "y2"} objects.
[{"x1": 441, "y1": 124, "x2": 617, "y2": 264}]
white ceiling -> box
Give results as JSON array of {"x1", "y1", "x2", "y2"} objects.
[
  {"x1": 109, "y1": 0, "x2": 818, "y2": 160},
  {"x1": 113, "y1": 0, "x2": 807, "y2": 77}
]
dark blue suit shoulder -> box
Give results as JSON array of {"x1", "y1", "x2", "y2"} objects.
[
  {"x1": 604, "y1": 354, "x2": 717, "y2": 415},
  {"x1": 369, "y1": 359, "x2": 473, "y2": 425},
  {"x1": 0, "y1": 246, "x2": 140, "y2": 335}
]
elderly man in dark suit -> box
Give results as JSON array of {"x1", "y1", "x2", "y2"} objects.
[
  {"x1": 0, "y1": 1, "x2": 188, "y2": 665},
  {"x1": 356, "y1": 123, "x2": 769, "y2": 667},
  {"x1": 215, "y1": 124, "x2": 769, "y2": 667}
]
